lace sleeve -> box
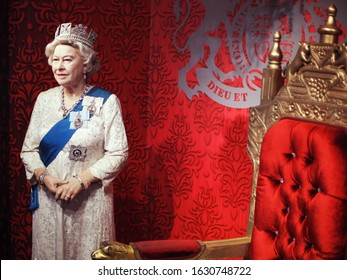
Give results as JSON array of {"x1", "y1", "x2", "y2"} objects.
[
  {"x1": 89, "y1": 94, "x2": 128, "y2": 186},
  {"x1": 20, "y1": 93, "x2": 46, "y2": 185}
]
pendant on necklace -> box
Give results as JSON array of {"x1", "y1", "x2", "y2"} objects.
[{"x1": 60, "y1": 83, "x2": 89, "y2": 119}]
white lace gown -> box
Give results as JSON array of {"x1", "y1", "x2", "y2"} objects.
[{"x1": 21, "y1": 86, "x2": 128, "y2": 260}]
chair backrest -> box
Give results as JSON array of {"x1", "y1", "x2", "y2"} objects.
[{"x1": 247, "y1": 4, "x2": 347, "y2": 259}]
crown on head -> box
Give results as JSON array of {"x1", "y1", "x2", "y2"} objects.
[{"x1": 54, "y1": 23, "x2": 98, "y2": 49}]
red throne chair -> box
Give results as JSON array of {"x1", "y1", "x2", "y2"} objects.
[{"x1": 92, "y1": 5, "x2": 347, "y2": 260}]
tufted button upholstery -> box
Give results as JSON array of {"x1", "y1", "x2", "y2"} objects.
[{"x1": 250, "y1": 119, "x2": 347, "y2": 259}]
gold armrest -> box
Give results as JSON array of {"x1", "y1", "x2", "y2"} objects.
[
  {"x1": 91, "y1": 237, "x2": 251, "y2": 260},
  {"x1": 91, "y1": 241, "x2": 136, "y2": 260},
  {"x1": 201, "y1": 237, "x2": 251, "y2": 259}
]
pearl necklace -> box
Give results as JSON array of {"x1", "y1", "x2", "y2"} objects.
[{"x1": 61, "y1": 84, "x2": 90, "y2": 118}]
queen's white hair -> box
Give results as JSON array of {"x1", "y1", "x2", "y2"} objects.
[{"x1": 45, "y1": 39, "x2": 100, "y2": 78}]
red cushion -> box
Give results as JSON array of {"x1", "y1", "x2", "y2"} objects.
[
  {"x1": 131, "y1": 239, "x2": 203, "y2": 259},
  {"x1": 250, "y1": 119, "x2": 347, "y2": 259}
]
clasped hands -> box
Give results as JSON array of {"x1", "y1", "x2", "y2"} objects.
[
  {"x1": 44, "y1": 174, "x2": 83, "y2": 201},
  {"x1": 35, "y1": 168, "x2": 93, "y2": 201}
]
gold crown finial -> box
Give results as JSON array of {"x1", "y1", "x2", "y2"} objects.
[
  {"x1": 54, "y1": 23, "x2": 98, "y2": 49},
  {"x1": 268, "y1": 31, "x2": 283, "y2": 70},
  {"x1": 318, "y1": 5, "x2": 342, "y2": 44}
]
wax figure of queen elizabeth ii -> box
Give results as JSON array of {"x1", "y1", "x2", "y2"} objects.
[{"x1": 21, "y1": 23, "x2": 128, "y2": 259}]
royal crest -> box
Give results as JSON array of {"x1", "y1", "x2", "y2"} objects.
[{"x1": 173, "y1": 0, "x2": 346, "y2": 108}]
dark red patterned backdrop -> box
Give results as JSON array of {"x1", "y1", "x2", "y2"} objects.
[{"x1": 1, "y1": 0, "x2": 346, "y2": 259}]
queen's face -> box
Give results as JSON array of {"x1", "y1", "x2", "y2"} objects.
[{"x1": 51, "y1": 44, "x2": 86, "y2": 88}]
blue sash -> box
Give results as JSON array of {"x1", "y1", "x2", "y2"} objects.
[
  {"x1": 30, "y1": 87, "x2": 111, "y2": 211},
  {"x1": 39, "y1": 86, "x2": 111, "y2": 166}
]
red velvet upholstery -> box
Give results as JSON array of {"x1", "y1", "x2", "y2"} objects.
[
  {"x1": 250, "y1": 119, "x2": 347, "y2": 259},
  {"x1": 131, "y1": 240, "x2": 203, "y2": 260}
]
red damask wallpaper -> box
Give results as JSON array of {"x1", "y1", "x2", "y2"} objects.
[{"x1": 1, "y1": 0, "x2": 346, "y2": 259}]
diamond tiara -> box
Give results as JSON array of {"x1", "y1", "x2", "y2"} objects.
[{"x1": 54, "y1": 23, "x2": 98, "y2": 49}]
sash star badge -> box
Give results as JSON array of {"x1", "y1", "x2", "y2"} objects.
[{"x1": 69, "y1": 145, "x2": 87, "y2": 161}]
